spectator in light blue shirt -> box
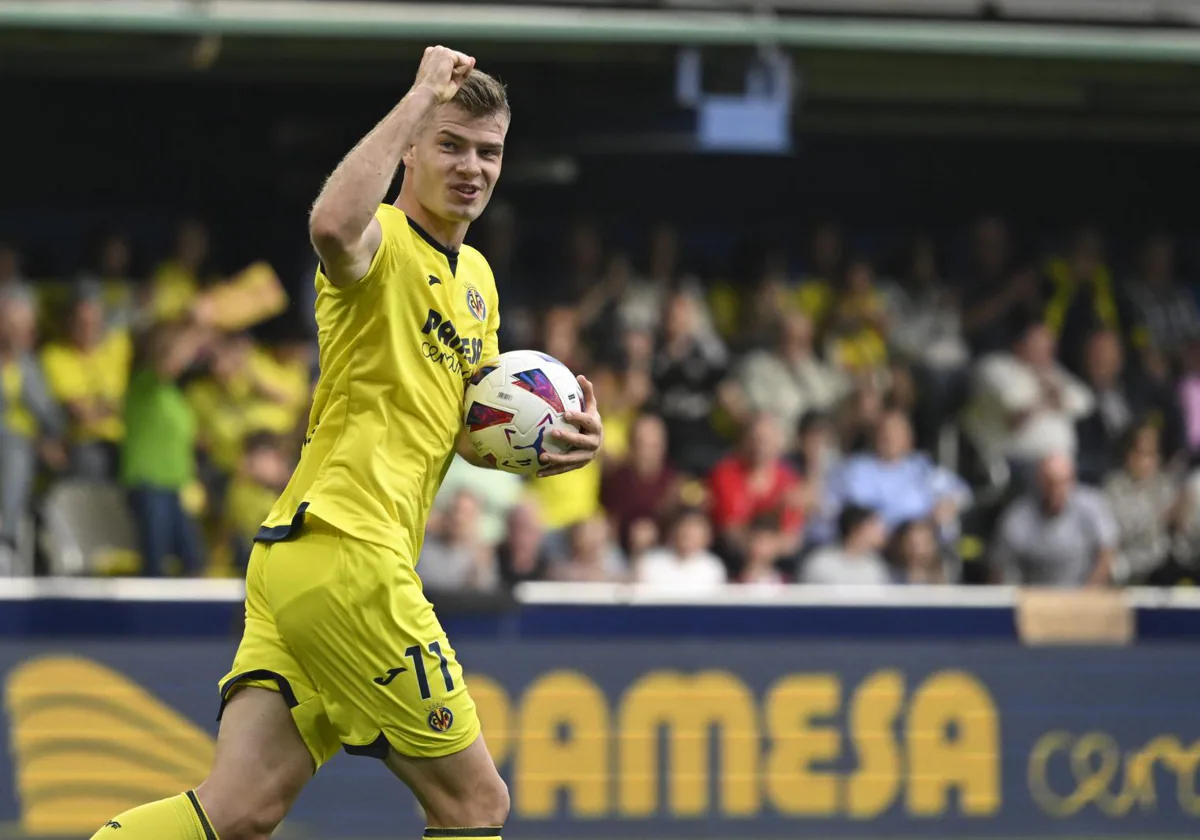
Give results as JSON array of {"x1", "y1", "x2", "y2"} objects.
[{"x1": 816, "y1": 409, "x2": 972, "y2": 544}]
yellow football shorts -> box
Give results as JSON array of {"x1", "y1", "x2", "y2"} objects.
[{"x1": 217, "y1": 514, "x2": 481, "y2": 769}]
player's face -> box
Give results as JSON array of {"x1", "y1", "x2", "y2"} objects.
[{"x1": 408, "y1": 104, "x2": 507, "y2": 224}]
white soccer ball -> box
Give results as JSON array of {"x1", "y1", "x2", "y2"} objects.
[{"x1": 463, "y1": 350, "x2": 584, "y2": 476}]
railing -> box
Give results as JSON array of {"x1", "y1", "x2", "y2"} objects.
[{"x1": 3, "y1": 578, "x2": 1200, "y2": 639}]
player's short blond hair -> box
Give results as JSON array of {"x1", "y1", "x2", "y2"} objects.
[{"x1": 451, "y1": 70, "x2": 510, "y2": 122}]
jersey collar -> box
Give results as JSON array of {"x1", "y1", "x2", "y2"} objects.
[{"x1": 406, "y1": 216, "x2": 460, "y2": 277}]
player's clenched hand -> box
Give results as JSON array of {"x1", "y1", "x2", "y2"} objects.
[
  {"x1": 413, "y1": 45, "x2": 476, "y2": 104},
  {"x1": 539, "y1": 375, "x2": 604, "y2": 478}
]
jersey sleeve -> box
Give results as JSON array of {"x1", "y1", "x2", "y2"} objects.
[{"x1": 318, "y1": 205, "x2": 411, "y2": 292}]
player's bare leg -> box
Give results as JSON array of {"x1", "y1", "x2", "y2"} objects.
[
  {"x1": 194, "y1": 687, "x2": 314, "y2": 839},
  {"x1": 386, "y1": 734, "x2": 510, "y2": 838},
  {"x1": 88, "y1": 687, "x2": 312, "y2": 840}
]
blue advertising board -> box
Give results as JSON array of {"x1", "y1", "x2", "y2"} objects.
[{"x1": 2, "y1": 636, "x2": 1198, "y2": 838}]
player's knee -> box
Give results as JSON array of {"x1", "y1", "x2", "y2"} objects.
[
  {"x1": 467, "y1": 772, "x2": 510, "y2": 827},
  {"x1": 195, "y1": 779, "x2": 291, "y2": 840},
  {"x1": 429, "y1": 771, "x2": 510, "y2": 829},
  {"x1": 483, "y1": 774, "x2": 511, "y2": 826}
]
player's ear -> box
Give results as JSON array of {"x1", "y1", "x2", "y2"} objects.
[{"x1": 401, "y1": 144, "x2": 416, "y2": 168}]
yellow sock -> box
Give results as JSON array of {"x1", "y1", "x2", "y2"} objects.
[
  {"x1": 90, "y1": 791, "x2": 217, "y2": 839},
  {"x1": 423, "y1": 830, "x2": 502, "y2": 839}
]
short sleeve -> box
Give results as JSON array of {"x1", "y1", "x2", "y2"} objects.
[{"x1": 318, "y1": 205, "x2": 410, "y2": 294}]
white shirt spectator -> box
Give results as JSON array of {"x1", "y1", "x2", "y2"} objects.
[
  {"x1": 880, "y1": 282, "x2": 969, "y2": 371},
  {"x1": 799, "y1": 547, "x2": 893, "y2": 586},
  {"x1": 637, "y1": 548, "x2": 726, "y2": 591},
  {"x1": 970, "y1": 352, "x2": 1094, "y2": 461},
  {"x1": 739, "y1": 352, "x2": 848, "y2": 443},
  {"x1": 992, "y1": 485, "x2": 1117, "y2": 587}
]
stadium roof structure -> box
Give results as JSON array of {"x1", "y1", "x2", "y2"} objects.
[{"x1": 8, "y1": 0, "x2": 1200, "y2": 62}]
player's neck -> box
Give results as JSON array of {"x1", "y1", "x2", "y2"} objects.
[{"x1": 393, "y1": 194, "x2": 467, "y2": 252}]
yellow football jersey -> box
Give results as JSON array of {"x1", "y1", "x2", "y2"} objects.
[{"x1": 256, "y1": 205, "x2": 499, "y2": 561}]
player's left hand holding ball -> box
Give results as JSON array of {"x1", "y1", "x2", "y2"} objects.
[{"x1": 538, "y1": 375, "x2": 603, "y2": 477}]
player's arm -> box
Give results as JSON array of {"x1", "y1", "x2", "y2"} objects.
[
  {"x1": 308, "y1": 46, "x2": 476, "y2": 287},
  {"x1": 456, "y1": 430, "x2": 492, "y2": 468}
]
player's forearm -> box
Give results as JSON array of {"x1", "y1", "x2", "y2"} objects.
[
  {"x1": 309, "y1": 85, "x2": 439, "y2": 245},
  {"x1": 456, "y1": 430, "x2": 493, "y2": 469}
]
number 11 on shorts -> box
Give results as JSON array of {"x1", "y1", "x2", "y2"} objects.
[{"x1": 403, "y1": 641, "x2": 455, "y2": 700}]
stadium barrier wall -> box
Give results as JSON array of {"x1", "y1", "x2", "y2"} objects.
[{"x1": 1, "y1": 581, "x2": 1198, "y2": 838}]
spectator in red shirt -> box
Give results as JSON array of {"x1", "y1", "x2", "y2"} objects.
[
  {"x1": 709, "y1": 413, "x2": 805, "y2": 571},
  {"x1": 600, "y1": 412, "x2": 681, "y2": 554}
]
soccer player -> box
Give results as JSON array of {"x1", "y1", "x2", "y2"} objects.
[{"x1": 91, "y1": 46, "x2": 603, "y2": 840}]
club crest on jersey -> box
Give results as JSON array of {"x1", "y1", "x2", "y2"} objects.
[
  {"x1": 427, "y1": 705, "x2": 455, "y2": 733},
  {"x1": 466, "y1": 285, "x2": 487, "y2": 322}
]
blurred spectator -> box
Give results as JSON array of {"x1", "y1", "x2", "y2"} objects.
[
  {"x1": 542, "y1": 305, "x2": 588, "y2": 373},
  {"x1": 791, "y1": 220, "x2": 844, "y2": 329},
  {"x1": 222, "y1": 431, "x2": 291, "y2": 571},
  {"x1": 578, "y1": 251, "x2": 636, "y2": 367},
  {"x1": 635, "y1": 508, "x2": 726, "y2": 591},
  {"x1": 75, "y1": 232, "x2": 143, "y2": 332},
  {"x1": 968, "y1": 319, "x2": 1093, "y2": 487},
  {"x1": 551, "y1": 515, "x2": 626, "y2": 583},
  {"x1": 886, "y1": 518, "x2": 948, "y2": 584},
  {"x1": 991, "y1": 452, "x2": 1116, "y2": 587},
  {"x1": 1043, "y1": 226, "x2": 1123, "y2": 375},
  {"x1": 600, "y1": 413, "x2": 680, "y2": 555},
  {"x1": 245, "y1": 335, "x2": 314, "y2": 444},
  {"x1": 1103, "y1": 423, "x2": 1184, "y2": 585},
  {"x1": 418, "y1": 490, "x2": 498, "y2": 592},
  {"x1": 1127, "y1": 233, "x2": 1200, "y2": 363},
  {"x1": 651, "y1": 290, "x2": 735, "y2": 474},
  {"x1": 434, "y1": 454, "x2": 524, "y2": 548},
  {"x1": 0, "y1": 287, "x2": 66, "y2": 573},
  {"x1": 735, "y1": 310, "x2": 849, "y2": 447},
  {"x1": 496, "y1": 502, "x2": 552, "y2": 587},
  {"x1": 40, "y1": 286, "x2": 132, "y2": 479},
  {"x1": 959, "y1": 216, "x2": 1040, "y2": 357},
  {"x1": 121, "y1": 322, "x2": 208, "y2": 576},
  {"x1": 824, "y1": 257, "x2": 890, "y2": 382},
  {"x1": 798, "y1": 504, "x2": 891, "y2": 586},
  {"x1": 883, "y1": 236, "x2": 968, "y2": 373},
  {"x1": 187, "y1": 334, "x2": 256, "y2": 498},
  {"x1": 834, "y1": 378, "x2": 886, "y2": 454},
  {"x1": 1076, "y1": 328, "x2": 1182, "y2": 483},
  {"x1": 824, "y1": 408, "x2": 971, "y2": 541},
  {"x1": 476, "y1": 201, "x2": 532, "y2": 351},
  {"x1": 588, "y1": 361, "x2": 652, "y2": 464},
  {"x1": 882, "y1": 236, "x2": 970, "y2": 448},
  {"x1": 792, "y1": 411, "x2": 840, "y2": 547},
  {"x1": 150, "y1": 218, "x2": 216, "y2": 323},
  {"x1": 709, "y1": 413, "x2": 805, "y2": 567},
  {"x1": 735, "y1": 518, "x2": 788, "y2": 586}
]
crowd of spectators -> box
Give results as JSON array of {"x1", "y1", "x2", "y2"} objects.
[{"x1": 5, "y1": 211, "x2": 1200, "y2": 592}]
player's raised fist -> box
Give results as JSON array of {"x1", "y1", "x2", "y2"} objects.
[{"x1": 413, "y1": 45, "x2": 476, "y2": 104}]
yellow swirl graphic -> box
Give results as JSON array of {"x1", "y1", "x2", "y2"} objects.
[{"x1": 5, "y1": 655, "x2": 216, "y2": 835}]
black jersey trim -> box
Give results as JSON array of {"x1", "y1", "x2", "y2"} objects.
[
  {"x1": 254, "y1": 501, "x2": 309, "y2": 543},
  {"x1": 406, "y1": 216, "x2": 460, "y2": 277}
]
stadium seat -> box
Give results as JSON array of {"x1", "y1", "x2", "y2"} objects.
[{"x1": 39, "y1": 481, "x2": 139, "y2": 576}]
